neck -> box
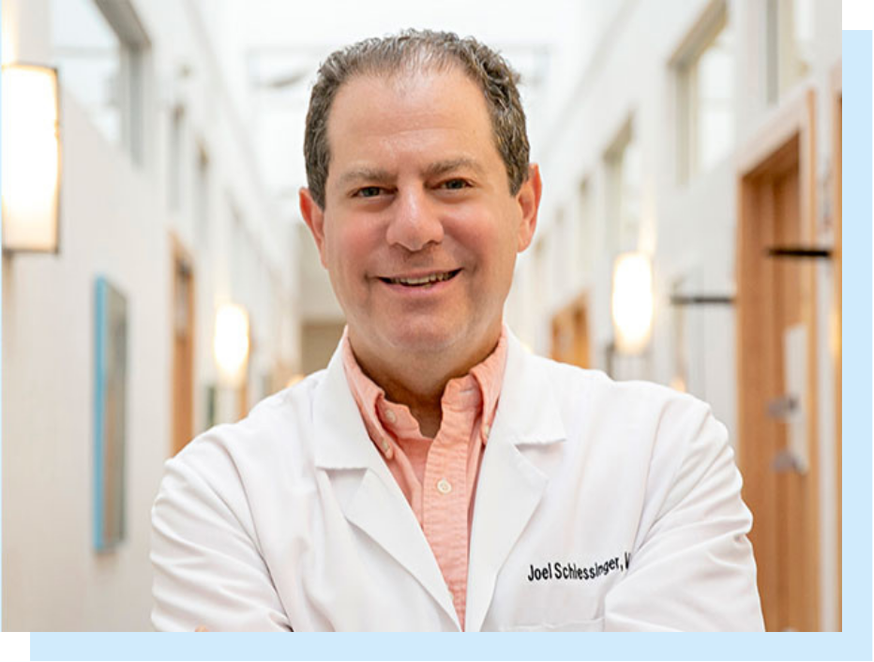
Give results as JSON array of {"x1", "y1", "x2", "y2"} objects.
[{"x1": 348, "y1": 328, "x2": 501, "y2": 438}]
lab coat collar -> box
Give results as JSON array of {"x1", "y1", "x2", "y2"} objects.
[
  {"x1": 312, "y1": 329, "x2": 567, "y2": 631},
  {"x1": 464, "y1": 329, "x2": 566, "y2": 632},
  {"x1": 312, "y1": 340, "x2": 461, "y2": 628},
  {"x1": 312, "y1": 328, "x2": 565, "y2": 466},
  {"x1": 489, "y1": 329, "x2": 566, "y2": 445},
  {"x1": 312, "y1": 342, "x2": 378, "y2": 471}
]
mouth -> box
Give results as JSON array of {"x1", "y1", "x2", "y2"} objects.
[{"x1": 378, "y1": 269, "x2": 461, "y2": 288}]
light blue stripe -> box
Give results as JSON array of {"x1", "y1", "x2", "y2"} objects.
[
  {"x1": 28, "y1": 29, "x2": 873, "y2": 662},
  {"x1": 23, "y1": 631, "x2": 855, "y2": 661}
]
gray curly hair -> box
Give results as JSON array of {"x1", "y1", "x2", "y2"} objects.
[{"x1": 303, "y1": 29, "x2": 530, "y2": 209}]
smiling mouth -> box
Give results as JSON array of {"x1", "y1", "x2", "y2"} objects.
[{"x1": 379, "y1": 269, "x2": 461, "y2": 287}]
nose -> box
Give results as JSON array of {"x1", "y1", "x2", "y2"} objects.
[{"x1": 385, "y1": 187, "x2": 444, "y2": 251}]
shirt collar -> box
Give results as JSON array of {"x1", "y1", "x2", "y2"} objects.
[{"x1": 341, "y1": 326, "x2": 509, "y2": 457}]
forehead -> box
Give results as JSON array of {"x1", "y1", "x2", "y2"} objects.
[{"x1": 324, "y1": 68, "x2": 497, "y2": 169}]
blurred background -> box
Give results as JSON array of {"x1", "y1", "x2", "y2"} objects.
[{"x1": 1, "y1": 0, "x2": 841, "y2": 631}]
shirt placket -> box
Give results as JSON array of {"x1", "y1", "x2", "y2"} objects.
[{"x1": 422, "y1": 404, "x2": 474, "y2": 628}]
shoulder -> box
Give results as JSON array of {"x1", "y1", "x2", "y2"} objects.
[
  {"x1": 525, "y1": 352, "x2": 713, "y2": 435},
  {"x1": 161, "y1": 370, "x2": 328, "y2": 497},
  {"x1": 521, "y1": 354, "x2": 727, "y2": 490},
  {"x1": 523, "y1": 355, "x2": 742, "y2": 531}
]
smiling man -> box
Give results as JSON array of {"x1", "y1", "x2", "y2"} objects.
[
  {"x1": 151, "y1": 30, "x2": 764, "y2": 632},
  {"x1": 298, "y1": 46, "x2": 538, "y2": 441}
]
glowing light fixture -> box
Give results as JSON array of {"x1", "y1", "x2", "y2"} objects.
[
  {"x1": 2, "y1": 24, "x2": 17, "y2": 67},
  {"x1": 1, "y1": 64, "x2": 61, "y2": 253},
  {"x1": 611, "y1": 252, "x2": 654, "y2": 354},
  {"x1": 214, "y1": 304, "x2": 250, "y2": 385}
]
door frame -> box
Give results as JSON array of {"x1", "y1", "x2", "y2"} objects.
[
  {"x1": 735, "y1": 87, "x2": 820, "y2": 630},
  {"x1": 170, "y1": 232, "x2": 196, "y2": 456},
  {"x1": 550, "y1": 292, "x2": 591, "y2": 368}
]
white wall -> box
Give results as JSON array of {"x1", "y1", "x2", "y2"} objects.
[
  {"x1": 2, "y1": 89, "x2": 169, "y2": 631},
  {"x1": 2, "y1": 0, "x2": 298, "y2": 630},
  {"x1": 507, "y1": 0, "x2": 842, "y2": 630}
]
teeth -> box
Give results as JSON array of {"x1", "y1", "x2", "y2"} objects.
[{"x1": 389, "y1": 271, "x2": 455, "y2": 286}]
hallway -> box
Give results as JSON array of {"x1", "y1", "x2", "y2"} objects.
[{"x1": 1, "y1": 0, "x2": 844, "y2": 632}]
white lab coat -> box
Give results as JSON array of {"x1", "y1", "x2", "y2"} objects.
[{"x1": 151, "y1": 332, "x2": 764, "y2": 631}]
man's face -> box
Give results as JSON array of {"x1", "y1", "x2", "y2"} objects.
[{"x1": 301, "y1": 67, "x2": 540, "y2": 369}]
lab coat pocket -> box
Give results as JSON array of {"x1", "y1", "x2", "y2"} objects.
[{"x1": 500, "y1": 617, "x2": 604, "y2": 632}]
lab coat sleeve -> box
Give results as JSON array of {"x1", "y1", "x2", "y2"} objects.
[
  {"x1": 602, "y1": 400, "x2": 765, "y2": 631},
  {"x1": 150, "y1": 436, "x2": 292, "y2": 632}
]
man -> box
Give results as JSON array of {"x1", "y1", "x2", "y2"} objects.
[{"x1": 151, "y1": 29, "x2": 764, "y2": 631}]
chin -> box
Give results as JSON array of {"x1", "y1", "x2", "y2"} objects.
[
  {"x1": 385, "y1": 323, "x2": 461, "y2": 354},
  {"x1": 383, "y1": 316, "x2": 498, "y2": 359}
]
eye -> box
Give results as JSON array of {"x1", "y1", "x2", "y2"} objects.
[
  {"x1": 441, "y1": 178, "x2": 469, "y2": 191},
  {"x1": 354, "y1": 186, "x2": 384, "y2": 198},
  {"x1": 441, "y1": 178, "x2": 470, "y2": 190}
]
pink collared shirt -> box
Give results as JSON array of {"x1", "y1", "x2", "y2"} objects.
[{"x1": 341, "y1": 328, "x2": 508, "y2": 629}]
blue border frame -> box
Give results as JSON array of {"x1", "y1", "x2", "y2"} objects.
[
  {"x1": 94, "y1": 276, "x2": 107, "y2": 551},
  {"x1": 839, "y1": 28, "x2": 873, "y2": 648},
  {"x1": 21, "y1": 29, "x2": 874, "y2": 662}
]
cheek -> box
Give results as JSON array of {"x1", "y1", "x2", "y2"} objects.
[
  {"x1": 326, "y1": 219, "x2": 378, "y2": 277},
  {"x1": 451, "y1": 206, "x2": 520, "y2": 267}
]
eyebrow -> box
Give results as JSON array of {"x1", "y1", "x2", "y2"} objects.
[
  {"x1": 336, "y1": 158, "x2": 486, "y2": 188},
  {"x1": 336, "y1": 167, "x2": 393, "y2": 188},
  {"x1": 423, "y1": 157, "x2": 486, "y2": 179}
]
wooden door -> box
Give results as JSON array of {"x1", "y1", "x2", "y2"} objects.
[
  {"x1": 737, "y1": 92, "x2": 820, "y2": 631},
  {"x1": 171, "y1": 237, "x2": 195, "y2": 456},
  {"x1": 238, "y1": 318, "x2": 253, "y2": 421},
  {"x1": 551, "y1": 294, "x2": 590, "y2": 368}
]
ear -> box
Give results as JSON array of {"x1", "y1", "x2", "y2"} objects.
[
  {"x1": 299, "y1": 188, "x2": 328, "y2": 268},
  {"x1": 515, "y1": 164, "x2": 542, "y2": 252}
]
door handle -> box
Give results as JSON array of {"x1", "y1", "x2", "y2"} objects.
[
  {"x1": 771, "y1": 448, "x2": 806, "y2": 473},
  {"x1": 766, "y1": 324, "x2": 810, "y2": 474},
  {"x1": 767, "y1": 394, "x2": 798, "y2": 419}
]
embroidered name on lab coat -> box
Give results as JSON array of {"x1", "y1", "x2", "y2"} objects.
[{"x1": 527, "y1": 552, "x2": 631, "y2": 582}]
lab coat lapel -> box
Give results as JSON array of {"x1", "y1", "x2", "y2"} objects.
[
  {"x1": 465, "y1": 333, "x2": 566, "y2": 632},
  {"x1": 312, "y1": 342, "x2": 460, "y2": 629}
]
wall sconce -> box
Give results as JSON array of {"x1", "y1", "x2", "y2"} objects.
[
  {"x1": 214, "y1": 303, "x2": 250, "y2": 386},
  {"x1": 1, "y1": 63, "x2": 61, "y2": 253},
  {"x1": 611, "y1": 251, "x2": 654, "y2": 354}
]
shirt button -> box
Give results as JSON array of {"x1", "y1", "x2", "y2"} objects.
[
  {"x1": 384, "y1": 409, "x2": 397, "y2": 424},
  {"x1": 436, "y1": 478, "x2": 452, "y2": 494}
]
